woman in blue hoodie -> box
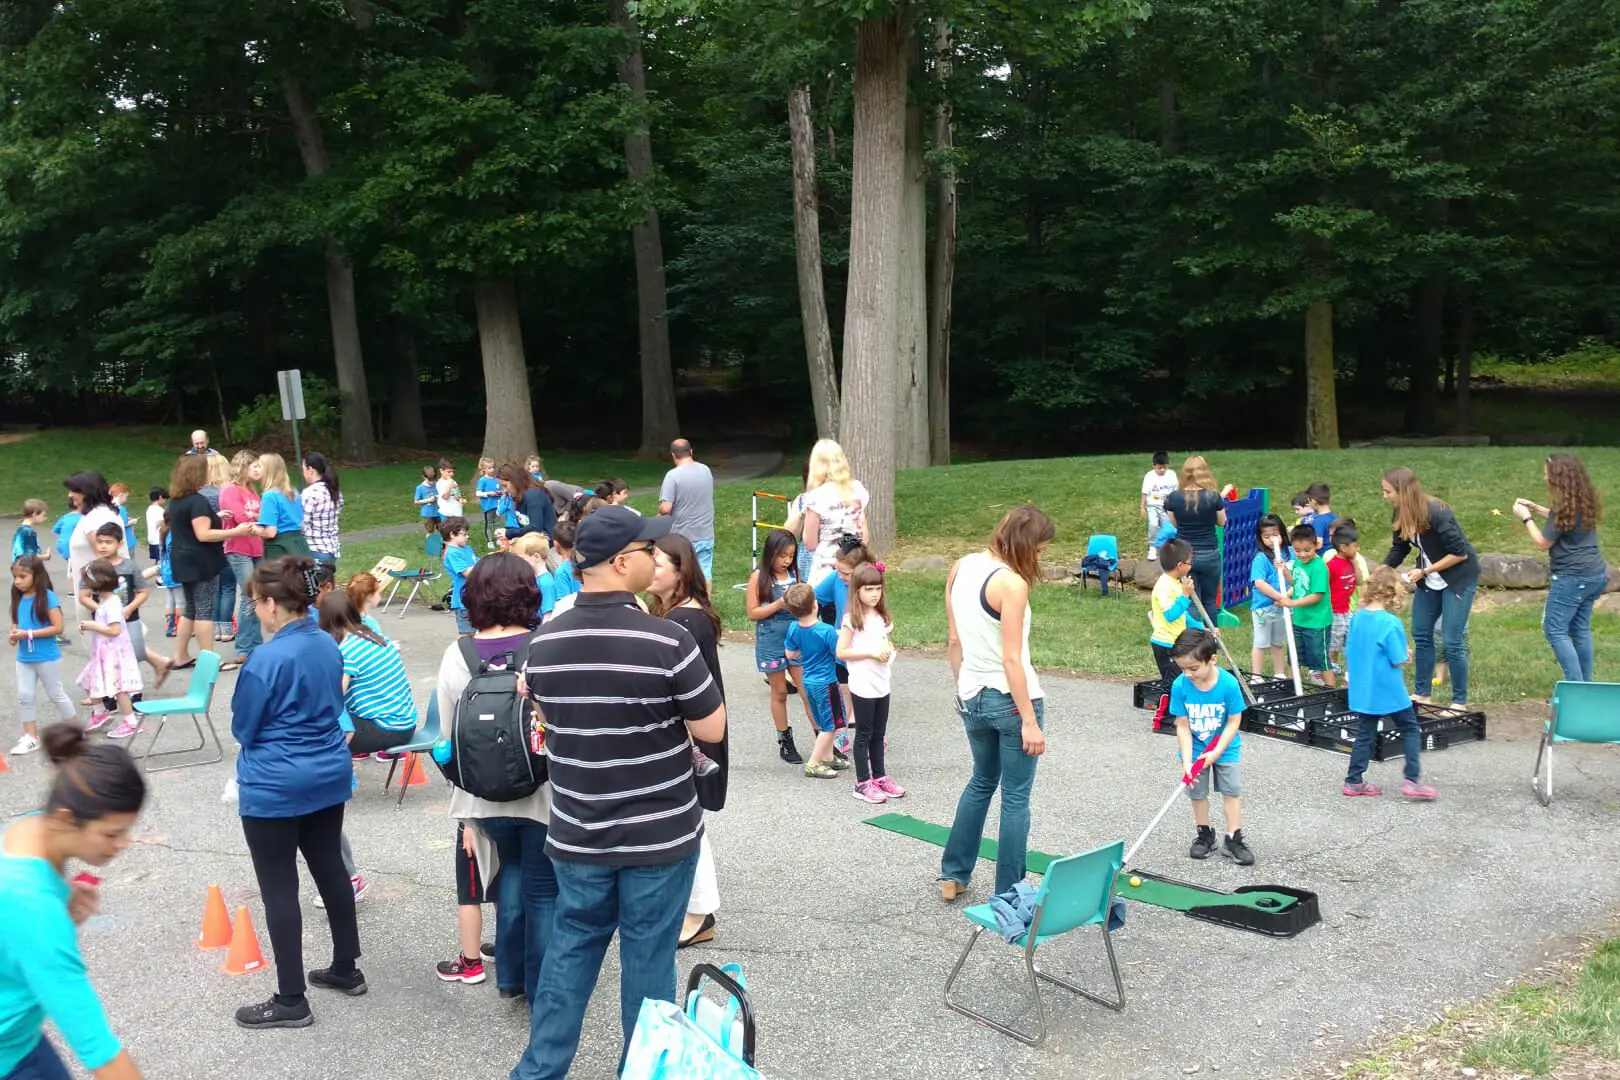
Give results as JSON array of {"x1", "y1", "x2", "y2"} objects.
[{"x1": 231, "y1": 555, "x2": 364, "y2": 1031}]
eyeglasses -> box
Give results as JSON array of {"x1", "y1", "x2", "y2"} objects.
[{"x1": 619, "y1": 542, "x2": 657, "y2": 560}]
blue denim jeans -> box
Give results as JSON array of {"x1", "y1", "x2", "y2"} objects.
[
  {"x1": 3, "y1": 1038, "x2": 71, "y2": 1080},
  {"x1": 1190, "y1": 548, "x2": 1222, "y2": 619},
  {"x1": 940, "y1": 690, "x2": 1046, "y2": 896},
  {"x1": 511, "y1": 850, "x2": 699, "y2": 1080},
  {"x1": 479, "y1": 817, "x2": 557, "y2": 1003},
  {"x1": 215, "y1": 557, "x2": 237, "y2": 637},
  {"x1": 1410, "y1": 581, "x2": 1477, "y2": 704},
  {"x1": 692, "y1": 538, "x2": 714, "y2": 582},
  {"x1": 1543, "y1": 572, "x2": 1607, "y2": 682},
  {"x1": 1345, "y1": 707, "x2": 1422, "y2": 785},
  {"x1": 225, "y1": 554, "x2": 262, "y2": 655}
]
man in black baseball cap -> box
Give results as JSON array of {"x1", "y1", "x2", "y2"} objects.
[{"x1": 515, "y1": 503, "x2": 725, "y2": 1079}]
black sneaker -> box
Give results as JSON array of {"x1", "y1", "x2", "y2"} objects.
[
  {"x1": 481, "y1": 942, "x2": 496, "y2": 962},
  {"x1": 1223, "y1": 831, "x2": 1256, "y2": 866},
  {"x1": 778, "y1": 728, "x2": 804, "y2": 765},
  {"x1": 498, "y1": 986, "x2": 526, "y2": 1000},
  {"x1": 235, "y1": 996, "x2": 313, "y2": 1029},
  {"x1": 309, "y1": 967, "x2": 368, "y2": 996},
  {"x1": 1189, "y1": 825, "x2": 1217, "y2": 860},
  {"x1": 832, "y1": 746, "x2": 849, "y2": 764}
]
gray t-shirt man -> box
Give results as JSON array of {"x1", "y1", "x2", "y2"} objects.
[{"x1": 658, "y1": 440, "x2": 714, "y2": 544}]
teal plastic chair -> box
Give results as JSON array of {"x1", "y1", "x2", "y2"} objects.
[
  {"x1": 382, "y1": 691, "x2": 442, "y2": 808},
  {"x1": 1533, "y1": 681, "x2": 1620, "y2": 806},
  {"x1": 382, "y1": 532, "x2": 445, "y2": 617},
  {"x1": 943, "y1": 840, "x2": 1126, "y2": 1045},
  {"x1": 131, "y1": 650, "x2": 224, "y2": 773},
  {"x1": 1077, "y1": 535, "x2": 1122, "y2": 594}
]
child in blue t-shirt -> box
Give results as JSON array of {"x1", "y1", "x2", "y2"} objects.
[
  {"x1": 1168, "y1": 629, "x2": 1255, "y2": 866},
  {"x1": 1248, "y1": 514, "x2": 1292, "y2": 678},
  {"x1": 1343, "y1": 566, "x2": 1437, "y2": 800},
  {"x1": 784, "y1": 583, "x2": 846, "y2": 781},
  {"x1": 12, "y1": 500, "x2": 48, "y2": 562},
  {"x1": 52, "y1": 510, "x2": 81, "y2": 562},
  {"x1": 475, "y1": 457, "x2": 502, "y2": 550},
  {"x1": 415, "y1": 464, "x2": 441, "y2": 535},
  {"x1": 9, "y1": 557, "x2": 77, "y2": 755},
  {"x1": 439, "y1": 517, "x2": 478, "y2": 636}
]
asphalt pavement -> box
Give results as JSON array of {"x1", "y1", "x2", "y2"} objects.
[{"x1": 2, "y1": 605, "x2": 1617, "y2": 1080}]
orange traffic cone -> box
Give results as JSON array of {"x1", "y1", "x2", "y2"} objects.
[
  {"x1": 221, "y1": 906, "x2": 269, "y2": 975},
  {"x1": 198, "y1": 883, "x2": 232, "y2": 949},
  {"x1": 398, "y1": 752, "x2": 430, "y2": 787},
  {"x1": 0, "y1": 752, "x2": 9, "y2": 775}
]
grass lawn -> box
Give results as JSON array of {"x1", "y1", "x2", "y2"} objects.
[
  {"x1": 0, "y1": 427, "x2": 670, "y2": 533},
  {"x1": 337, "y1": 444, "x2": 1617, "y2": 706},
  {"x1": 1337, "y1": 933, "x2": 1620, "y2": 1079}
]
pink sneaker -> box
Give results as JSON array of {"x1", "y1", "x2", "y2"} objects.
[
  {"x1": 1342, "y1": 782, "x2": 1381, "y2": 797},
  {"x1": 873, "y1": 776, "x2": 907, "y2": 798},
  {"x1": 107, "y1": 718, "x2": 142, "y2": 740},
  {"x1": 851, "y1": 780, "x2": 887, "y2": 805},
  {"x1": 1402, "y1": 779, "x2": 1438, "y2": 800},
  {"x1": 85, "y1": 711, "x2": 112, "y2": 733}
]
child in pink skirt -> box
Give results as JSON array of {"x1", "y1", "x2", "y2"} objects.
[{"x1": 76, "y1": 559, "x2": 145, "y2": 738}]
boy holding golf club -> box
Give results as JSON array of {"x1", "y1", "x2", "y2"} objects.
[
  {"x1": 1148, "y1": 538, "x2": 1205, "y2": 681},
  {"x1": 1279, "y1": 523, "x2": 1335, "y2": 687},
  {"x1": 1168, "y1": 628, "x2": 1256, "y2": 866}
]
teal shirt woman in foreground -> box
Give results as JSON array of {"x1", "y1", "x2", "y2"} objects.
[{"x1": 0, "y1": 725, "x2": 147, "y2": 1080}]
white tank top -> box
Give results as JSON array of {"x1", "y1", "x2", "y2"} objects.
[{"x1": 950, "y1": 551, "x2": 1043, "y2": 701}]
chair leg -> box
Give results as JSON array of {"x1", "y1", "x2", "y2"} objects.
[
  {"x1": 397, "y1": 755, "x2": 414, "y2": 809},
  {"x1": 400, "y1": 581, "x2": 423, "y2": 618},
  {"x1": 1032, "y1": 924, "x2": 1125, "y2": 1012},
  {"x1": 381, "y1": 579, "x2": 403, "y2": 614},
  {"x1": 1532, "y1": 732, "x2": 1553, "y2": 807},
  {"x1": 383, "y1": 756, "x2": 401, "y2": 793},
  {"x1": 942, "y1": 928, "x2": 1048, "y2": 1046},
  {"x1": 138, "y1": 710, "x2": 225, "y2": 773}
]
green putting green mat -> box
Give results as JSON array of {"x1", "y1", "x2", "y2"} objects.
[{"x1": 863, "y1": 812, "x2": 1298, "y2": 913}]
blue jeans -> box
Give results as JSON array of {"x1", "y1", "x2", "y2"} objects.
[
  {"x1": 1410, "y1": 581, "x2": 1477, "y2": 705},
  {"x1": 941, "y1": 690, "x2": 1045, "y2": 896},
  {"x1": 1544, "y1": 572, "x2": 1607, "y2": 682},
  {"x1": 3, "y1": 1038, "x2": 71, "y2": 1080},
  {"x1": 215, "y1": 557, "x2": 237, "y2": 635},
  {"x1": 1345, "y1": 707, "x2": 1422, "y2": 785},
  {"x1": 511, "y1": 850, "x2": 699, "y2": 1080},
  {"x1": 1190, "y1": 548, "x2": 1221, "y2": 619},
  {"x1": 479, "y1": 817, "x2": 557, "y2": 1003},
  {"x1": 692, "y1": 538, "x2": 714, "y2": 582},
  {"x1": 225, "y1": 554, "x2": 262, "y2": 655}
]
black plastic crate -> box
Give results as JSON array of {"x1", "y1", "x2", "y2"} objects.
[
  {"x1": 1310, "y1": 703, "x2": 1487, "y2": 759},
  {"x1": 1132, "y1": 672, "x2": 1324, "y2": 711}
]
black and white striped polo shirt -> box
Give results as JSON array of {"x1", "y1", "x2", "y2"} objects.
[{"x1": 525, "y1": 590, "x2": 724, "y2": 866}]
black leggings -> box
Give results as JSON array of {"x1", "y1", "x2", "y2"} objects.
[
  {"x1": 241, "y1": 803, "x2": 360, "y2": 999},
  {"x1": 851, "y1": 693, "x2": 891, "y2": 783}
]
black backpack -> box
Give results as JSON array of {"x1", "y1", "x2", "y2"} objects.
[{"x1": 446, "y1": 635, "x2": 547, "y2": 802}]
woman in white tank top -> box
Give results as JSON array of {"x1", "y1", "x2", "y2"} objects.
[{"x1": 939, "y1": 506, "x2": 1054, "y2": 901}]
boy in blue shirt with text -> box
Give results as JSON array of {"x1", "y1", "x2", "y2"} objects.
[
  {"x1": 1342, "y1": 565, "x2": 1438, "y2": 800},
  {"x1": 1169, "y1": 629, "x2": 1256, "y2": 865},
  {"x1": 784, "y1": 582, "x2": 848, "y2": 781},
  {"x1": 440, "y1": 517, "x2": 478, "y2": 637},
  {"x1": 415, "y1": 465, "x2": 440, "y2": 535}
]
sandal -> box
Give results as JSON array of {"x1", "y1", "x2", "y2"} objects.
[
  {"x1": 171, "y1": 659, "x2": 196, "y2": 671},
  {"x1": 678, "y1": 913, "x2": 716, "y2": 949},
  {"x1": 221, "y1": 659, "x2": 243, "y2": 672}
]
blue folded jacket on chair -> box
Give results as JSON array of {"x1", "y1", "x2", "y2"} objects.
[{"x1": 989, "y1": 883, "x2": 1128, "y2": 943}]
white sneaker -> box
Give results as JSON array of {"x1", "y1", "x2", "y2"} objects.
[
  {"x1": 9, "y1": 734, "x2": 40, "y2": 756},
  {"x1": 1147, "y1": 548, "x2": 1158, "y2": 561},
  {"x1": 314, "y1": 874, "x2": 368, "y2": 909}
]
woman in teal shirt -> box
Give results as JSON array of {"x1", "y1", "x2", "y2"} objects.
[{"x1": 0, "y1": 725, "x2": 146, "y2": 1080}]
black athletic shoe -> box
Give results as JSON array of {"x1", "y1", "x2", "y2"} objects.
[
  {"x1": 1189, "y1": 825, "x2": 1217, "y2": 860},
  {"x1": 1223, "y1": 831, "x2": 1256, "y2": 866},
  {"x1": 309, "y1": 967, "x2": 368, "y2": 996},
  {"x1": 481, "y1": 942, "x2": 496, "y2": 962},
  {"x1": 498, "y1": 986, "x2": 526, "y2": 1000},
  {"x1": 778, "y1": 728, "x2": 804, "y2": 765},
  {"x1": 235, "y1": 996, "x2": 313, "y2": 1030}
]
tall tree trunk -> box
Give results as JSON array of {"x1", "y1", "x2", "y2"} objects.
[
  {"x1": 390, "y1": 325, "x2": 427, "y2": 447},
  {"x1": 474, "y1": 279, "x2": 539, "y2": 465},
  {"x1": 1454, "y1": 293, "x2": 1475, "y2": 436},
  {"x1": 895, "y1": 90, "x2": 929, "y2": 470},
  {"x1": 841, "y1": 9, "x2": 912, "y2": 552},
  {"x1": 282, "y1": 73, "x2": 378, "y2": 463},
  {"x1": 788, "y1": 84, "x2": 840, "y2": 440},
  {"x1": 1304, "y1": 300, "x2": 1339, "y2": 448},
  {"x1": 927, "y1": 18, "x2": 955, "y2": 467},
  {"x1": 1407, "y1": 270, "x2": 1445, "y2": 433},
  {"x1": 610, "y1": 0, "x2": 680, "y2": 458}
]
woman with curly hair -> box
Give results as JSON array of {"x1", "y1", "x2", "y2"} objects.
[{"x1": 1513, "y1": 453, "x2": 1609, "y2": 682}]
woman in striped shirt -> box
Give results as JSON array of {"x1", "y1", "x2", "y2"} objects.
[{"x1": 315, "y1": 592, "x2": 418, "y2": 756}]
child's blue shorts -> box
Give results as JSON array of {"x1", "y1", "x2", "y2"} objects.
[{"x1": 803, "y1": 679, "x2": 847, "y2": 734}]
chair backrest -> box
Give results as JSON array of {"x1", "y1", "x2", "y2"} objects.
[
  {"x1": 1086, "y1": 535, "x2": 1119, "y2": 563},
  {"x1": 190, "y1": 649, "x2": 224, "y2": 706},
  {"x1": 424, "y1": 532, "x2": 445, "y2": 558},
  {"x1": 418, "y1": 689, "x2": 442, "y2": 742},
  {"x1": 1551, "y1": 681, "x2": 1620, "y2": 745},
  {"x1": 1030, "y1": 840, "x2": 1123, "y2": 937}
]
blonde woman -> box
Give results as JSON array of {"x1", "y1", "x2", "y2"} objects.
[
  {"x1": 254, "y1": 453, "x2": 310, "y2": 561},
  {"x1": 1381, "y1": 467, "x2": 1479, "y2": 710},
  {"x1": 1163, "y1": 455, "x2": 1227, "y2": 618},
  {"x1": 219, "y1": 451, "x2": 266, "y2": 662},
  {"x1": 800, "y1": 439, "x2": 871, "y2": 584}
]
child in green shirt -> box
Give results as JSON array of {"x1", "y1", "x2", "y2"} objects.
[{"x1": 1280, "y1": 524, "x2": 1335, "y2": 686}]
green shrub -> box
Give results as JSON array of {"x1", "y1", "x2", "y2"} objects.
[{"x1": 231, "y1": 375, "x2": 341, "y2": 446}]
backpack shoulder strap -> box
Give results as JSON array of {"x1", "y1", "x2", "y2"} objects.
[{"x1": 457, "y1": 636, "x2": 484, "y2": 676}]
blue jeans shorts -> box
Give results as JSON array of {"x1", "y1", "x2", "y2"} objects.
[
  {"x1": 1293, "y1": 624, "x2": 1330, "y2": 672},
  {"x1": 1187, "y1": 761, "x2": 1242, "y2": 800},
  {"x1": 803, "y1": 679, "x2": 846, "y2": 733}
]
